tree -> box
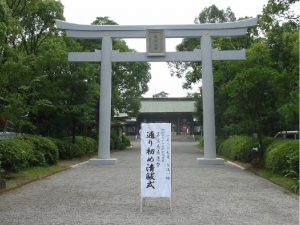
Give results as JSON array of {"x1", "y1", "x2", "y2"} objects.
[
  {"x1": 259, "y1": 0, "x2": 299, "y2": 131},
  {"x1": 167, "y1": 3, "x2": 299, "y2": 142},
  {"x1": 152, "y1": 91, "x2": 169, "y2": 98},
  {"x1": 0, "y1": 0, "x2": 10, "y2": 55},
  {"x1": 91, "y1": 17, "x2": 151, "y2": 117},
  {"x1": 0, "y1": 9, "x2": 151, "y2": 141},
  {"x1": 9, "y1": 0, "x2": 64, "y2": 55},
  {"x1": 259, "y1": 0, "x2": 299, "y2": 32},
  {"x1": 168, "y1": 5, "x2": 256, "y2": 137},
  {"x1": 272, "y1": 29, "x2": 299, "y2": 131},
  {"x1": 195, "y1": 5, "x2": 236, "y2": 24},
  {"x1": 168, "y1": 5, "x2": 239, "y2": 90},
  {"x1": 0, "y1": 0, "x2": 65, "y2": 133},
  {"x1": 224, "y1": 66, "x2": 278, "y2": 161}
]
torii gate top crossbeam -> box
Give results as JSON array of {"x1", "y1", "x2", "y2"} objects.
[{"x1": 56, "y1": 18, "x2": 257, "y2": 39}]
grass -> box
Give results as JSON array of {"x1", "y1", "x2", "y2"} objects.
[
  {"x1": 0, "y1": 155, "x2": 94, "y2": 194},
  {"x1": 197, "y1": 144, "x2": 299, "y2": 194},
  {"x1": 2, "y1": 165, "x2": 69, "y2": 192},
  {"x1": 220, "y1": 153, "x2": 299, "y2": 194},
  {"x1": 248, "y1": 167, "x2": 299, "y2": 194}
]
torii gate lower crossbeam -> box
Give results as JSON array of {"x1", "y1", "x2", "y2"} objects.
[{"x1": 56, "y1": 18, "x2": 257, "y2": 165}]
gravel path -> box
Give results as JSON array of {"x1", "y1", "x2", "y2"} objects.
[{"x1": 0, "y1": 141, "x2": 298, "y2": 225}]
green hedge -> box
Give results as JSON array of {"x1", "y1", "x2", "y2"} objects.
[
  {"x1": 0, "y1": 135, "x2": 98, "y2": 172},
  {"x1": 199, "y1": 136, "x2": 204, "y2": 148},
  {"x1": 0, "y1": 139, "x2": 35, "y2": 172},
  {"x1": 110, "y1": 131, "x2": 131, "y2": 150},
  {"x1": 265, "y1": 139, "x2": 299, "y2": 179},
  {"x1": 21, "y1": 135, "x2": 59, "y2": 166},
  {"x1": 53, "y1": 136, "x2": 97, "y2": 160},
  {"x1": 121, "y1": 134, "x2": 131, "y2": 148},
  {"x1": 199, "y1": 136, "x2": 223, "y2": 151},
  {"x1": 0, "y1": 135, "x2": 59, "y2": 172},
  {"x1": 218, "y1": 135, "x2": 254, "y2": 163}
]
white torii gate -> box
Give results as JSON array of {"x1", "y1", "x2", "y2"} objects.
[{"x1": 56, "y1": 18, "x2": 257, "y2": 165}]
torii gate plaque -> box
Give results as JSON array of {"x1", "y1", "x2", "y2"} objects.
[{"x1": 56, "y1": 18, "x2": 257, "y2": 165}]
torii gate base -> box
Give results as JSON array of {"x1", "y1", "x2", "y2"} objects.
[
  {"x1": 197, "y1": 158, "x2": 224, "y2": 165},
  {"x1": 56, "y1": 18, "x2": 256, "y2": 166},
  {"x1": 88, "y1": 158, "x2": 117, "y2": 165}
]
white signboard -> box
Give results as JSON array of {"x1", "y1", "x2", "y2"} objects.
[
  {"x1": 141, "y1": 123, "x2": 171, "y2": 198},
  {"x1": 147, "y1": 29, "x2": 165, "y2": 56}
]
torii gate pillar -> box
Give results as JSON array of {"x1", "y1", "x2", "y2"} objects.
[
  {"x1": 89, "y1": 36, "x2": 118, "y2": 165},
  {"x1": 197, "y1": 34, "x2": 224, "y2": 164}
]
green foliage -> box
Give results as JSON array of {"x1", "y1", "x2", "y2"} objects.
[
  {"x1": 216, "y1": 138, "x2": 225, "y2": 152},
  {"x1": 259, "y1": 0, "x2": 299, "y2": 32},
  {"x1": 14, "y1": 0, "x2": 64, "y2": 55},
  {"x1": 168, "y1": 3, "x2": 299, "y2": 143},
  {"x1": 261, "y1": 136, "x2": 275, "y2": 150},
  {"x1": 0, "y1": 4, "x2": 151, "y2": 138},
  {"x1": 199, "y1": 136, "x2": 204, "y2": 148},
  {"x1": 199, "y1": 136, "x2": 223, "y2": 152},
  {"x1": 223, "y1": 65, "x2": 278, "y2": 136},
  {"x1": 218, "y1": 136, "x2": 255, "y2": 162},
  {"x1": 110, "y1": 131, "x2": 123, "y2": 150},
  {"x1": 0, "y1": 138, "x2": 35, "y2": 172},
  {"x1": 121, "y1": 134, "x2": 131, "y2": 147},
  {"x1": 277, "y1": 91, "x2": 299, "y2": 130},
  {"x1": 265, "y1": 139, "x2": 299, "y2": 179},
  {"x1": 0, "y1": 135, "x2": 61, "y2": 172},
  {"x1": 21, "y1": 135, "x2": 59, "y2": 165},
  {"x1": 0, "y1": 166, "x2": 4, "y2": 176},
  {"x1": 4, "y1": 164, "x2": 65, "y2": 191},
  {"x1": 196, "y1": 5, "x2": 236, "y2": 23},
  {"x1": 218, "y1": 135, "x2": 299, "y2": 192},
  {"x1": 110, "y1": 131, "x2": 131, "y2": 150},
  {"x1": 92, "y1": 16, "x2": 118, "y2": 25},
  {"x1": 53, "y1": 136, "x2": 97, "y2": 160},
  {"x1": 250, "y1": 167, "x2": 299, "y2": 194},
  {"x1": 0, "y1": 0, "x2": 10, "y2": 42},
  {"x1": 152, "y1": 91, "x2": 169, "y2": 98}
]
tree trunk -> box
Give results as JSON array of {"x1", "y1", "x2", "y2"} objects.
[{"x1": 72, "y1": 118, "x2": 76, "y2": 144}]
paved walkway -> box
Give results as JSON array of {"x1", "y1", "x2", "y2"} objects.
[{"x1": 0, "y1": 141, "x2": 298, "y2": 225}]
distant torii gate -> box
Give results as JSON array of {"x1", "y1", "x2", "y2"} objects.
[{"x1": 56, "y1": 18, "x2": 257, "y2": 165}]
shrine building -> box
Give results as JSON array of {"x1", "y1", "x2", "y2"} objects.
[{"x1": 121, "y1": 97, "x2": 200, "y2": 136}]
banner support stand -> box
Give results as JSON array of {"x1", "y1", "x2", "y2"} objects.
[{"x1": 140, "y1": 197, "x2": 172, "y2": 213}]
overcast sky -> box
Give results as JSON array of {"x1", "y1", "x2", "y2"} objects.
[{"x1": 60, "y1": 0, "x2": 269, "y2": 97}]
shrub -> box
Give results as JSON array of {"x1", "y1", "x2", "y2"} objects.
[
  {"x1": 0, "y1": 166, "x2": 4, "y2": 177},
  {"x1": 110, "y1": 131, "x2": 122, "y2": 150},
  {"x1": 0, "y1": 139, "x2": 35, "y2": 172},
  {"x1": 74, "y1": 136, "x2": 97, "y2": 155},
  {"x1": 52, "y1": 139, "x2": 71, "y2": 159},
  {"x1": 0, "y1": 154, "x2": 4, "y2": 175},
  {"x1": 200, "y1": 137, "x2": 224, "y2": 153},
  {"x1": 261, "y1": 137, "x2": 274, "y2": 149},
  {"x1": 62, "y1": 138, "x2": 84, "y2": 158},
  {"x1": 110, "y1": 131, "x2": 130, "y2": 150},
  {"x1": 216, "y1": 138, "x2": 225, "y2": 153},
  {"x1": 53, "y1": 136, "x2": 97, "y2": 159},
  {"x1": 265, "y1": 139, "x2": 299, "y2": 179},
  {"x1": 121, "y1": 134, "x2": 131, "y2": 147},
  {"x1": 218, "y1": 135, "x2": 254, "y2": 163},
  {"x1": 21, "y1": 135, "x2": 59, "y2": 165},
  {"x1": 199, "y1": 136, "x2": 204, "y2": 148}
]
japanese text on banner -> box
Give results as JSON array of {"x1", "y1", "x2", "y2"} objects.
[{"x1": 141, "y1": 123, "x2": 171, "y2": 198}]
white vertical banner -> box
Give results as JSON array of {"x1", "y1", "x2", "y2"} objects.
[{"x1": 141, "y1": 123, "x2": 171, "y2": 198}]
